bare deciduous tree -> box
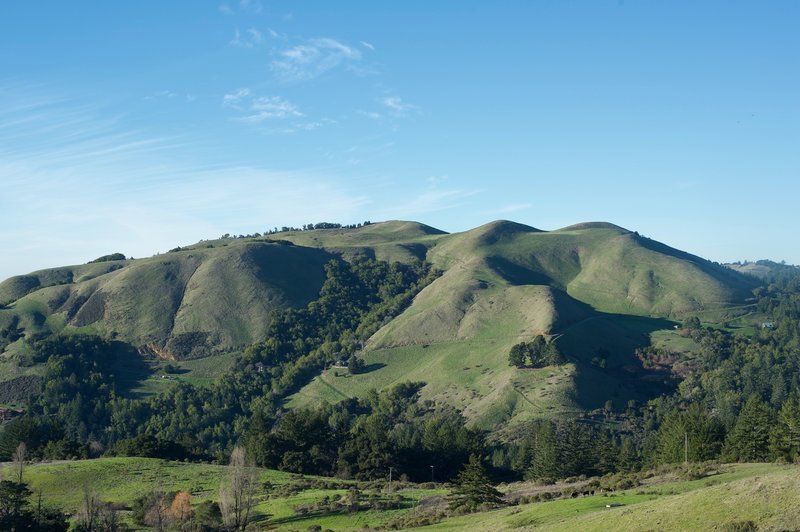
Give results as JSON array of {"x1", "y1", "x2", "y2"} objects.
[
  {"x1": 76, "y1": 486, "x2": 120, "y2": 532},
  {"x1": 144, "y1": 490, "x2": 169, "y2": 532},
  {"x1": 11, "y1": 442, "x2": 26, "y2": 484},
  {"x1": 98, "y1": 503, "x2": 121, "y2": 532},
  {"x1": 219, "y1": 446, "x2": 257, "y2": 531},
  {"x1": 77, "y1": 485, "x2": 102, "y2": 532}
]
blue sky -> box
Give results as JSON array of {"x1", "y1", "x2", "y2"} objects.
[{"x1": 1, "y1": 1, "x2": 798, "y2": 280}]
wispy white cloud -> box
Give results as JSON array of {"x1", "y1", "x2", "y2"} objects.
[
  {"x1": 256, "y1": 118, "x2": 338, "y2": 135},
  {"x1": 271, "y1": 37, "x2": 361, "y2": 82},
  {"x1": 427, "y1": 175, "x2": 448, "y2": 186},
  {"x1": 222, "y1": 89, "x2": 303, "y2": 123},
  {"x1": 360, "y1": 41, "x2": 375, "y2": 50},
  {"x1": 247, "y1": 27, "x2": 263, "y2": 43},
  {"x1": 218, "y1": 0, "x2": 262, "y2": 15},
  {"x1": 217, "y1": 0, "x2": 264, "y2": 15},
  {"x1": 321, "y1": 141, "x2": 396, "y2": 167},
  {"x1": 239, "y1": 0, "x2": 262, "y2": 13},
  {"x1": 240, "y1": 96, "x2": 304, "y2": 123},
  {"x1": 144, "y1": 90, "x2": 178, "y2": 101},
  {"x1": 0, "y1": 85, "x2": 368, "y2": 280},
  {"x1": 221, "y1": 89, "x2": 338, "y2": 133},
  {"x1": 293, "y1": 118, "x2": 336, "y2": 131},
  {"x1": 357, "y1": 109, "x2": 382, "y2": 120},
  {"x1": 230, "y1": 27, "x2": 263, "y2": 48},
  {"x1": 483, "y1": 203, "x2": 532, "y2": 215},
  {"x1": 377, "y1": 188, "x2": 480, "y2": 220},
  {"x1": 382, "y1": 96, "x2": 418, "y2": 116},
  {"x1": 222, "y1": 87, "x2": 251, "y2": 109}
]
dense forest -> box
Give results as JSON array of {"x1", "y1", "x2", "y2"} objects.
[{"x1": 0, "y1": 257, "x2": 443, "y2": 465}]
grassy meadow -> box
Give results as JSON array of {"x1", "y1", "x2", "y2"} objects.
[
  {"x1": 2, "y1": 458, "x2": 797, "y2": 531},
  {"x1": 1, "y1": 457, "x2": 446, "y2": 530}
]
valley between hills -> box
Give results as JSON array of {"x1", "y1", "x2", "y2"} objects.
[
  {"x1": 0, "y1": 220, "x2": 757, "y2": 429},
  {"x1": 1, "y1": 219, "x2": 797, "y2": 531}
]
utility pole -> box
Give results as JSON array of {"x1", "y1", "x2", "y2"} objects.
[
  {"x1": 430, "y1": 465, "x2": 435, "y2": 483},
  {"x1": 389, "y1": 466, "x2": 393, "y2": 484},
  {"x1": 684, "y1": 431, "x2": 689, "y2": 465}
]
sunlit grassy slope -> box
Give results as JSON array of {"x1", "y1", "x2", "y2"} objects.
[
  {"x1": 0, "y1": 240, "x2": 334, "y2": 357},
  {"x1": 1, "y1": 220, "x2": 758, "y2": 424},
  {"x1": 289, "y1": 220, "x2": 756, "y2": 427},
  {"x1": 424, "y1": 463, "x2": 800, "y2": 531},
  {"x1": 0, "y1": 221, "x2": 447, "y2": 357},
  {"x1": 0, "y1": 457, "x2": 445, "y2": 531},
  {"x1": 3, "y1": 459, "x2": 796, "y2": 531}
]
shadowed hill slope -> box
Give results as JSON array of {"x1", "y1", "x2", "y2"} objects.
[
  {"x1": 1, "y1": 241, "x2": 333, "y2": 357},
  {"x1": 1, "y1": 219, "x2": 759, "y2": 427},
  {"x1": 287, "y1": 220, "x2": 757, "y2": 429},
  {"x1": 0, "y1": 222, "x2": 445, "y2": 358}
]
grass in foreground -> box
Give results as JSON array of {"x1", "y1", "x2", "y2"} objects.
[
  {"x1": 0, "y1": 457, "x2": 446, "y2": 530},
  {"x1": 2, "y1": 459, "x2": 798, "y2": 531},
  {"x1": 425, "y1": 463, "x2": 798, "y2": 531}
]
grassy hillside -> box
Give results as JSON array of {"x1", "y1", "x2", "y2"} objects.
[
  {"x1": 0, "y1": 221, "x2": 444, "y2": 359},
  {"x1": 0, "y1": 241, "x2": 334, "y2": 359},
  {"x1": 423, "y1": 463, "x2": 800, "y2": 531},
  {"x1": 292, "y1": 220, "x2": 756, "y2": 427},
  {"x1": 1, "y1": 457, "x2": 445, "y2": 531},
  {"x1": 3, "y1": 459, "x2": 796, "y2": 531},
  {"x1": 425, "y1": 220, "x2": 754, "y2": 316},
  {"x1": 278, "y1": 220, "x2": 447, "y2": 263},
  {"x1": 1, "y1": 219, "x2": 759, "y2": 425}
]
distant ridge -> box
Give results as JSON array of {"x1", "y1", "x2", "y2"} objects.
[
  {"x1": 557, "y1": 221, "x2": 631, "y2": 232},
  {"x1": 0, "y1": 219, "x2": 758, "y2": 354},
  {"x1": 370, "y1": 220, "x2": 448, "y2": 235},
  {"x1": 1, "y1": 218, "x2": 760, "y2": 427},
  {"x1": 475, "y1": 220, "x2": 544, "y2": 233}
]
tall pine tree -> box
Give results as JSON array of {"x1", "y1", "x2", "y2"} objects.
[
  {"x1": 769, "y1": 394, "x2": 800, "y2": 462},
  {"x1": 656, "y1": 403, "x2": 725, "y2": 463},
  {"x1": 448, "y1": 455, "x2": 503, "y2": 512},
  {"x1": 725, "y1": 395, "x2": 774, "y2": 462},
  {"x1": 526, "y1": 421, "x2": 560, "y2": 481}
]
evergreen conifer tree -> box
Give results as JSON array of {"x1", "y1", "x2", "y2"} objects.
[
  {"x1": 656, "y1": 403, "x2": 725, "y2": 463},
  {"x1": 769, "y1": 394, "x2": 800, "y2": 462},
  {"x1": 526, "y1": 421, "x2": 560, "y2": 481},
  {"x1": 448, "y1": 455, "x2": 503, "y2": 512},
  {"x1": 726, "y1": 395, "x2": 774, "y2": 462},
  {"x1": 617, "y1": 437, "x2": 639, "y2": 472}
]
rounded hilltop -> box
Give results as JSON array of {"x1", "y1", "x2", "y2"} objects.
[{"x1": 556, "y1": 221, "x2": 631, "y2": 233}]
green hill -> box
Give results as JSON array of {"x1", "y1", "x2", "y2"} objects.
[
  {"x1": 288, "y1": 220, "x2": 756, "y2": 427},
  {"x1": 0, "y1": 219, "x2": 759, "y2": 427},
  {"x1": 0, "y1": 241, "x2": 333, "y2": 358}
]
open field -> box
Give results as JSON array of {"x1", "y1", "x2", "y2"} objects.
[
  {"x1": 424, "y1": 463, "x2": 800, "y2": 531},
  {"x1": 2, "y1": 459, "x2": 797, "y2": 531},
  {"x1": 0, "y1": 457, "x2": 445, "y2": 530}
]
